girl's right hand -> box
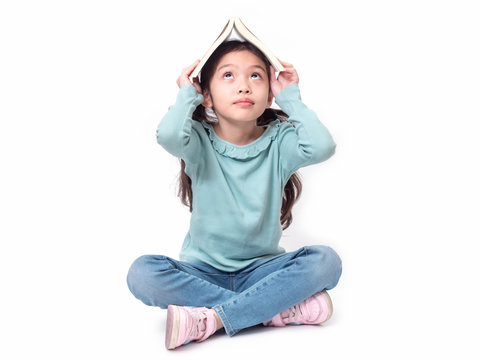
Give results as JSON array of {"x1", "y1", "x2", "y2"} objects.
[{"x1": 177, "y1": 60, "x2": 202, "y2": 94}]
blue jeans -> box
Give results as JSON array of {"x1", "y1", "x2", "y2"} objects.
[{"x1": 127, "y1": 245, "x2": 342, "y2": 336}]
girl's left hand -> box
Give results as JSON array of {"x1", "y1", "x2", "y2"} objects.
[{"x1": 269, "y1": 60, "x2": 299, "y2": 97}]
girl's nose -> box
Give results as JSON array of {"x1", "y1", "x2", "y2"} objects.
[{"x1": 237, "y1": 86, "x2": 251, "y2": 94}]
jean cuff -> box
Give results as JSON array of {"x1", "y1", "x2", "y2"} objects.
[{"x1": 213, "y1": 305, "x2": 237, "y2": 337}]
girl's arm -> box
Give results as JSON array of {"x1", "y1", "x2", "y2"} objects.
[
  {"x1": 270, "y1": 63, "x2": 336, "y2": 181},
  {"x1": 156, "y1": 60, "x2": 204, "y2": 164}
]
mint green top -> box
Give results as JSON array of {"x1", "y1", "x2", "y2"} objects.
[{"x1": 157, "y1": 83, "x2": 335, "y2": 272}]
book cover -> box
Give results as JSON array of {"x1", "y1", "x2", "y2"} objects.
[{"x1": 191, "y1": 17, "x2": 284, "y2": 79}]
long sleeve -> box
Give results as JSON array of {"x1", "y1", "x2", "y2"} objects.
[
  {"x1": 275, "y1": 83, "x2": 336, "y2": 181},
  {"x1": 156, "y1": 85, "x2": 205, "y2": 164}
]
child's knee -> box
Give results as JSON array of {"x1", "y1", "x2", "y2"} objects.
[
  {"x1": 127, "y1": 255, "x2": 148, "y2": 294},
  {"x1": 305, "y1": 245, "x2": 342, "y2": 288},
  {"x1": 126, "y1": 255, "x2": 171, "y2": 297}
]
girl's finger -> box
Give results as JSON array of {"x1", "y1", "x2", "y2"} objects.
[
  {"x1": 177, "y1": 62, "x2": 199, "y2": 87},
  {"x1": 269, "y1": 66, "x2": 277, "y2": 81},
  {"x1": 278, "y1": 60, "x2": 294, "y2": 68},
  {"x1": 184, "y1": 60, "x2": 200, "y2": 75},
  {"x1": 183, "y1": 59, "x2": 201, "y2": 76},
  {"x1": 192, "y1": 77, "x2": 202, "y2": 93}
]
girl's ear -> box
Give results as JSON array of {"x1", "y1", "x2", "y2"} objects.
[
  {"x1": 202, "y1": 89, "x2": 213, "y2": 108},
  {"x1": 266, "y1": 90, "x2": 274, "y2": 108}
]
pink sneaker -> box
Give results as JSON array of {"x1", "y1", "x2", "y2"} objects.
[
  {"x1": 263, "y1": 290, "x2": 333, "y2": 327},
  {"x1": 165, "y1": 305, "x2": 218, "y2": 350}
]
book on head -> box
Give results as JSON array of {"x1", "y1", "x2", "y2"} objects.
[{"x1": 190, "y1": 17, "x2": 285, "y2": 79}]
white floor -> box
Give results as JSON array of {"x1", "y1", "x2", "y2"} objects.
[{"x1": 106, "y1": 273, "x2": 478, "y2": 359}]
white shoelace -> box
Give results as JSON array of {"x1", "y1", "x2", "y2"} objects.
[
  {"x1": 191, "y1": 311, "x2": 207, "y2": 340},
  {"x1": 285, "y1": 303, "x2": 305, "y2": 323}
]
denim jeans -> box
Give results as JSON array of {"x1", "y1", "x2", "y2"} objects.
[{"x1": 127, "y1": 245, "x2": 342, "y2": 336}]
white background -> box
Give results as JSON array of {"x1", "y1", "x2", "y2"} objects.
[{"x1": 1, "y1": 0, "x2": 479, "y2": 358}]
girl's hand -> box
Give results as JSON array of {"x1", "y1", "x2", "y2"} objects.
[
  {"x1": 177, "y1": 59, "x2": 202, "y2": 94},
  {"x1": 269, "y1": 60, "x2": 299, "y2": 97}
]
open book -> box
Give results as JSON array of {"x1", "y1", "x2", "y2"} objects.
[{"x1": 191, "y1": 17, "x2": 285, "y2": 79}]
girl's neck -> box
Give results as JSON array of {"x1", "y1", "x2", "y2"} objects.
[{"x1": 213, "y1": 120, "x2": 265, "y2": 146}]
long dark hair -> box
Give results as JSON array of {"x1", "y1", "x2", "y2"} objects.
[{"x1": 178, "y1": 40, "x2": 302, "y2": 230}]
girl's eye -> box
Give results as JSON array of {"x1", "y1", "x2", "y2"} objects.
[
  {"x1": 251, "y1": 73, "x2": 261, "y2": 79},
  {"x1": 223, "y1": 72, "x2": 233, "y2": 79}
]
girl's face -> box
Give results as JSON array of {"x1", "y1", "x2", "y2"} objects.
[{"x1": 202, "y1": 50, "x2": 273, "y2": 125}]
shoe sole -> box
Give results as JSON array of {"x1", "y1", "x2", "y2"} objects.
[
  {"x1": 165, "y1": 305, "x2": 180, "y2": 350},
  {"x1": 318, "y1": 290, "x2": 333, "y2": 324}
]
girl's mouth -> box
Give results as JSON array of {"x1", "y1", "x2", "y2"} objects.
[{"x1": 234, "y1": 99, "x2": 254, "y2": 106}]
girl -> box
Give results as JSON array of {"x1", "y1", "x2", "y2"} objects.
[{"x1": 127, "y1": 40, "x2": 342, "y2": 350}]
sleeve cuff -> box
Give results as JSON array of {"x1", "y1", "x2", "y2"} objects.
[
  {"x1": 274, "y1": 83, "x2": 304, "y2": 115},
  {"x1": 176, "y1": 84, "x2": 204, "y2": 107}
]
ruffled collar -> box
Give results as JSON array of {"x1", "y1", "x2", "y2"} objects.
[{"x1": 201, "y1": 119, "x2": 281, "y2": 160}]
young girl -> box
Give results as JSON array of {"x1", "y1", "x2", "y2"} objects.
[{"x1": 127, "y1": 40, "x2": 342, "y2": 350}]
